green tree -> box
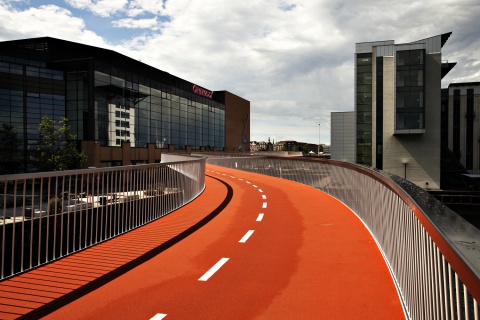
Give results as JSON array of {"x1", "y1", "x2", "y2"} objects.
[
  {"x1": 0, "y1": 123, "x2": 21, "y2": 174},
  {"x1": 303, "y1": 143, "x2": 308, "y2": 154},
  {"x1": 36, "y1": 116, "x2": 88, "y2": 171}
]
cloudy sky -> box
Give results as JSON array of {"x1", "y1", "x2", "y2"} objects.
[{"x1": 1, "y1": 0, "x2": 479, "y2": 144}]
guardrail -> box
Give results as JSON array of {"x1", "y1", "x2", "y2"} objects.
[
  {"x1": 206, "y1": 155, "x2": 480, "y2": 320},
  {"x1": 1, "y1": 154, "x2": 205, "y2": 280}
]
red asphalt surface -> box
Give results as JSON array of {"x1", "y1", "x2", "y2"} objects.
[{"x1": 0, "y1": 164, "x2": 405, "y2": 319}]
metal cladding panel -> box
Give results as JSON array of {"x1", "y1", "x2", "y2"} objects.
[
  {"x1": 395, "y1": 43, "x2": 425, "y2": 52},
  {"x1": 375, "y1": 45, "x2": 394, "y2": 57},
  {"x1": 356, "y1": 40, "x2": 394, "y2": 54},
  {"x1": 411, "y1": 34, "x2": 443, "y2": 53}
]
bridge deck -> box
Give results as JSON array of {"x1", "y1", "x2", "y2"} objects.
[{"x1": 0, "y1": 165, "x2": 405, "y2": 319}]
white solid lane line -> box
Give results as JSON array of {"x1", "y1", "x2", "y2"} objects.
[
  {"x1": 150, "y1": 313, "x2": 167, "y2": 320},
  {"x1": 239, "y1": 230, "x2": 255, "y2": 243},
  {"x1": 256, "y1": 213, "x2": 264, "y2": 222},
  {"x1": 198, "y1": 258, "x2": 230, "y2": 281}
]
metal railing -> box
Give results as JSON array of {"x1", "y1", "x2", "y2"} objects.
[
  {"x1": 1, "y1": 154, "x2": 205, "y2": 280},
  {"x1": 206, "y1": 155, "x2": 480, "y2": 320}
]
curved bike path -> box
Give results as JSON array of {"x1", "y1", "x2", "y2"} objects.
[{"x1": 0, "y1": 165, "x2": 405, "y2": 319}]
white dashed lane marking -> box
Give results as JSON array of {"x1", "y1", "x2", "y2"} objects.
[
  {"x1": 239, "y1": 230, "x2": 255, "y2": 243},
  {"x1": 204, "y1": 173, "x2": 269, "y2": 286},
  {"x1": 198, "y1": 258, "x2": 230, "y2": 281},
  {"x1": 150, "y1": 313, "x2": 167, "y2": 320}
]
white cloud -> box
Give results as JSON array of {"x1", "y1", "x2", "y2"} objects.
[
  {"x1": 62, "y1": 0, "x2": 165, "y2": 17},
  {"x1": 65, "y1": 0, "x2": 128, "y2": 17},
  {"x1": 126, "y1": 0, "x2": 165, "y2": 17},
  {"x1": 0, "y1": 3, "x2": 119, "y2": 56},
  {"x1": 0, "y1": 0, "x2": 479, "y2": 144},
  {"x1": 112, "y1": 17, "x2": 158, "y2": 29}
]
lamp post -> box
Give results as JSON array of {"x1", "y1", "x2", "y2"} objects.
[{"x1": 318, "y1": 123, "x2": 321, "y2": 156}]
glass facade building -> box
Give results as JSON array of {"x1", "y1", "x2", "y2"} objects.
[
  {"x1": 90, "y1": 68, "x2": 225, "y2": 149},
  {"x1": 0, "y1": 37, "x2": 247, "y2": 173}
]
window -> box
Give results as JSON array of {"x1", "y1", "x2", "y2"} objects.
[
  {"x1": 395, "y1": 49, "x2": 425, "y2": 131},
  {"x1": 396, "y1": 91, "x2": 423, "y2": 108},
  {"x1": 397, "y1": 50, "x2": 424, "y2": 66}
]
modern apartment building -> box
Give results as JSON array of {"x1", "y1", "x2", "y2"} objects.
[
  {"x1": 0, "y1": 37, "x2": 250, "y2": 173},
  {"x1": 353, "y1": 32, "x2": 456, "y2": 189}
]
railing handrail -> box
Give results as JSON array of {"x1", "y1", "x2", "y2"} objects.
[
  {"x1": 293, "y1": 157, "x2": 480, "y2": 292},
  {"x1": 1, "y1": 154, "x2": 206, "y2": 280},
  {"x1": 0, "y1": 154, "x2": 206, "y2": 181}
]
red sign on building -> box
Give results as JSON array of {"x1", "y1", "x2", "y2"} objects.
[{"x1": 192, "y1": 85, "x2": 213, "y2": 99}]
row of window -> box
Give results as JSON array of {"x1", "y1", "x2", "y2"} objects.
[
  {"x1": 93, "y1": 68, "x2": 225, "y2": 112},
  {"x1": 115, "y1": 120, "x2": 130, "y2": 128},
  {"x1": 397, "y1": 91, "x2": 423, "y2": 108},
  {"x1": 0, "y1": 62, "x2": 64, "y2": 80},
  {"x1": 396, "y1": 113, "x2": 424, "y2": 130},
  {"x1": 396, "y1": 50, "x2": 424, "y2": 66},
  {"x1": 115, "y1": 111, "x2": 130, "y2": 119},
  {"x1": 356, "y1": 53, "x2": 373, "y2": 166},
  {"x1": 116, "y1": 130, "x2": 130, "y2": 137},
  {"x1": 110, "y1": 135, "x2": 225, "y2": 149},
  {"x1": 396, "y1": 70, "x2": 423, "y2": 87}
]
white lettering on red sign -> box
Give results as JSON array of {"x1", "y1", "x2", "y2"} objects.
[{"x1": 193, "y1": 85, "x2": 213, "y2": 99}]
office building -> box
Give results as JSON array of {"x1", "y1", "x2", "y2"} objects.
[
  {"x1": 331, "y1": 111, "x2": 355, "y2": 162},
  {"x1": 353, "y1": 32, "x2": 455, "y2": 189},
  {"x1": 0, "y1": 37, "x2": 250, "y2": 173}
]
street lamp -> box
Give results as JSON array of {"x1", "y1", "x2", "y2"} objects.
[
  {"x1": 317, "y1": 123, "x2": 320, "y2": 156},
  {"x1": 402, "y1": 161, "x2": 408, "y2": 179}
]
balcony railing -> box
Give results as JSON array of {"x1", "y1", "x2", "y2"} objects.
[
  {"x1": 206, "y1": 155, "x2": 480, "y2": 320},
  {"x1": 1, "y1": 154, "x2": 205, "y2": 280}
]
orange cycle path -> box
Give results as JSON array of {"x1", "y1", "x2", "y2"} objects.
[{"x1": 0, "y1": 165, "x2": 405, "y2": 319}]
